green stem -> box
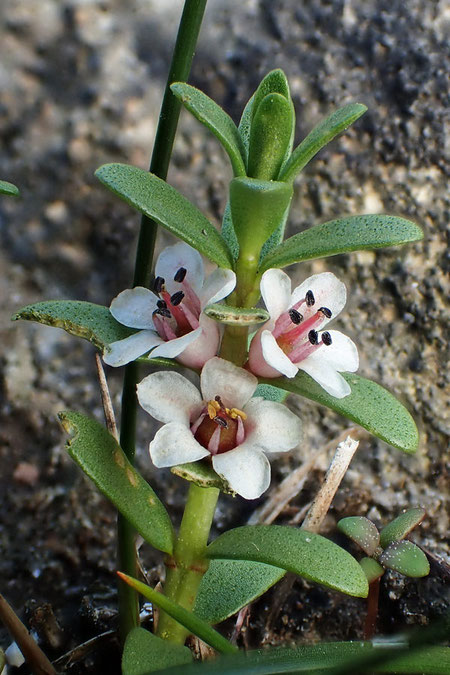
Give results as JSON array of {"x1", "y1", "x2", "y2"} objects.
[
  {"x1": 157, "y1": 483, "x2": 219, "y2": 644},
  {"x1": 117, "y1": 0, "x2": 208, "y2": 643}
]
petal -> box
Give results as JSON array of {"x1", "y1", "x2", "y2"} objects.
[
  {"x1": 137, "y1": 371, "x2": 202, "y2": 425},
  {"x1": 150, "y1": 423, "x2": 209, "y2": 467},
  {"x1": 248, "y1": 329, "x2": 286, "y2": 378},
  {"x1": 261, "y1": 330, "x2": 298, "y2": 378},
  {"x1": 290, "y1": 272, "x2": 347, "y2": 322},
  {"x1": 243, "y1": 398, "x2": 302, "y2": 454},
  {"x1": 212, "y1": 446, "x2": 271, "y2": 499},
  {"x1": 298, "y1": 362, "x2": 351, "y2": 398},
  {"x1": 297, "y1": 331, "x2": 359, "y2": 398},
  {"x1": 155, "y1": 242, "x2": 204, "y2": 296},
  {"x1": 199, "y1": 268, "x2": 236, "y2": 308},
  {"x1": 260, "y1": 268, "x2": 292, "y2": 320},
  {"x1": 110, "y1": 287, "x2": 157, "y2": 329},
  {"x1": 103, "y1": 330, "x2": 162, "y2": 367},
  {"x1": 150, "y1": 326, "x2": 202, "y2": 360},
  {"x1": 200, "y1": 357, "x2": 257, "y2": 409},
  {"x1": 175, "y1": 315, "x2": 221, "y2": 369}
]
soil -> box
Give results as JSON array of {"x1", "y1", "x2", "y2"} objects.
[{"x1": 0, "y1": 0, "x2": 448, "y2": 673}]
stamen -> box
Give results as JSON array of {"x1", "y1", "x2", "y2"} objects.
[
  {"x1": 308, "y1": 329, "x2": 319, "y2": 345},
  {"x1": 236, "y1": 415, "x2": 245, "y2": 445},
  {"x1": 229, "y1": 407, "x2": 247, "y2": 421},
  {"x1": 289, "y1": 308, "x2": 303, "y2": 325},
  {"x1": 318, "y1": 306, "x2": 332, "y2": 318},
  {"x1": 153, "y1": 276, "x2": 165, "y2": 294},
  {"x1": 207, "y1": 401, "x2": 220, "y2": 419},
  {"x1": 207, "y1": 426, "x2": 221, "y2": 455},
  {"x1": 215, "y1": 395, "x2": 226, "y2": 411},
  {"x1": 322, "y1": 331, "x2": 332, "y2": 346},
  {"x1": 213, "y1": 416, "x2": 228, "y2": 429},
  {"x1": 306, "y1": 290, "x2": 315, "y2": 307},
  {"x1": 170, "y1": 291, "x2": 185, "y2": 306},
  {"x1": 153, "y1": 307, "x2": 171, "y2": 319},
  {"x1": 156, "y1": 299, "x2": 167, "y2": 309},
  {"x1": 174, "y1": 267, "x2": 187, "y2": 283}
]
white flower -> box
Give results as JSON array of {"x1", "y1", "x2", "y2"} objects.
[
  {"x1": 136, "y1": 357, "x2": 302, "y2": 500},
  {"x1": 103, "y1": 243, "x2": 236, "y2": 369},
  {"x1": 248, "y1": 269, "x2": 359, "y2": 398}
]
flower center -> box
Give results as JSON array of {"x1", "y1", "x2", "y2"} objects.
[
  {"x1": 273, "y1": 290, "x2": 333, "y2": 363},
  {"x1": 190, "y1": 396, "x2": 247, "y2": 456},
  {"x1": 151, "y1": 267, "x2": 201, "y2": 341}
]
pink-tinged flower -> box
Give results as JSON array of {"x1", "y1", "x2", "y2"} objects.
[
  {"x1": 137, "y1": 357, "x2": 302, "y2": 500},
  {"x1": 248, "y1": 269, "x2": 359, "y2": 398},
  {"x1": 103, "y1": 243, "x2": 236, "y2": 368}
]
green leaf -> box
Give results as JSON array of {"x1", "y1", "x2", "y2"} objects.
[
  {"x1": 12, "y1": 300, "x2": 135, "y2": 351},
  {"x1": 150, "y1": 643, "x2": 450, "y2": 675},
  {"x1": 95, "y1": 163, "x2": 233, "y2": 269},
  {"x1": 279, "y1": 103, "x2": 368, "y2": 183},
  {"x1": 0, "y1": 179, "x2": 19, "y2": 196},
  {"x1": 58, "y1": 411, "x2": 174, "y2": 554},
  {"x1": 204, "y1": 303, "x2": 269, "y2": 326},
  {"x1": 250, "y1": 69, "x2": 292, "y2": 126},
  {"x1": 171, "y1": 461, "x2": 234, "y2": 494},
  {"x1": 360, "y1": 557, "x2": 385, "y2": 584},
  {"x1": 122, "y1": 627, "x2": 192, "y2": 675},
  {"x1": 117, "y1": 573, "x2": 238, "y2": 655},
  {"x1": 207, "y1": 525, "x2": 368, "y2": 598},
  {"x1": 379, "y1": 541, "x2": 430, "y2": 578},
  {"x1": 221, "y1": 200, "x2": 239, "y2": 261},
  {"x1": 259, "y1": 214, "x2": 423, "y2": 272},
  {"x1": 194, "y1": 559, "x2": 285, "y2": 624},
  {"x1": 379, "y1": 508, "x2": 426, "y2": 548},
  {"x1": 254, "y1": 383, "x2": 288, "y2": 403},
  {"x1": 170, "y1": 83, "x2": 246, "y2": 177},
  {"x1": 337, "y1": 517, "x2": 380, "y2": 556},
  {"x1": 248, "y1": 93, "x2": 295, "y2": 180},
  {"x1": 265, "y1": 372, "x2": 419, "y2": 453},
  {"x1": 238, "y1": 95, "x2": 254, "y2": 166},
  {"x1": 230, "y1": 177, "x2": 293, "y2": 259}
]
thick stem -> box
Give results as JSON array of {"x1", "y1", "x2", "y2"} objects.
[
  {"x1": 117, "y1": 0, "x2": 208, "y2": 642},
  {"x1": 157, "y1": 483, "x2": 219, "y2": 644}
]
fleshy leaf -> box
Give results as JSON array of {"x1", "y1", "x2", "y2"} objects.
[
  {"x1": 194, "y1": 559, "x2": 285, "y2": 624},
  {"x1": 204, "y1": 303, "x2": 269, "y2": 326},
  {"x1": 379, "y1": 508, "x2": 426, "y2": 548},
  {"x1": 171, "y1": 83, "x2": 246, "y2": 177},
  {"x1": 338, "y1": 517, "x2": 380, "y2": 556},
  {"x1": 0, "y1": 179, "x2": 19, "y2": 196},
  {"x1": 59, "y1": 411, "x2": 174, "y2": 554},
  {"x1": 206, "y1": 525, "x2": 368, "y2": 598},
  {"x1": 95, "y1": 163, "x2": 233, "y2": 269},
  {"x1": 250, "y1": 69, "x2": 292, "y2": 125},
  {"x1": 117, "y1": 573, "x2": 237, "y2": 655},
  {"x1": 122, "y1": 627, "x2": 192, "y2": 675},
  {"x1": 379, "y1": 541, "x2": 430, "y2": 577},
  {"x1": 171, "y1": 461, "x2": 234, "y2": 494},
  {"x1": 150, "y1": 643, "x2": 450, "y2": 675},
  {"x1": 279, "y1": 103, "x2": 368, "y2": 183},
  {"x1": 247, "y1": 93, "x2": 294, "y2": 180},
  {"x1": 264, "y1": 372, "x2": 419, "y2": 454},
  {"x1": 259, "y1": 215, "x2": 424, "y2": 272},
  {"x1": 360, "y1": 557, "x2": 385, "y2": 584},
  {"x1": 254, "y1": 383, "x2": 288, "y2": 403},
  {"x1": 12, "y1": 300, "x2": 135, "y2": 351}
]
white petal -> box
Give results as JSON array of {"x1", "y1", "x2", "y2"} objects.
[
  {"x1": 297, "y1": 331, "x2": 359, "y2": 398},
  {"x1": 199, "y1": 268, "x2": 236, "y2": 308},
  {"x1": 150, "y1": 423, "x2": 209, "y2": 467},
  {"x1": 150, "y1": 326, "x2": 201, "y2": 360},
  {"x1": 103, "y1": 330, "x2": 163, "y2": 367},
  {"x1": 248, "y1": 329, "x2": 286, "y2": 378},
  {"x1": 260, "y1": 268, "x2": 292, "y2": 320},
  {"x1": 298, "y1": 362, "x2": 351, "y2": 398},
  {"x1": 212, "y1": 446, "x2": 270, "y2": 499},
  {"x1": 137, "y1": 371, "x2": 202, "y2": 425},
  {"x1": 200, "y1": 357, "x2": 257, "y2": 409},
  {"x1": 110, "y1": 287, "x2": 157, "y2": 329},
  {"x1": 261, "y1": 330, "x2": 298, "y2": 378},
  {"x1": 290, "y1": 272, "x2": 347, "y2": 322},
  {"x1": 155, "y1": 242, "x2": 204, "y2": 295},
  {"x1": 175, "y1": 315, "x2": 221, "y2": 369},
  {"x1": 244, "y1": 398, "x2": 302, "y2": 454}
]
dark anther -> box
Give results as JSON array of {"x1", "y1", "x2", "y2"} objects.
[
  {"x1": 322, "y1": 331, "x2": 332, "y2": 346},
  {"x1": 170, "y1": 291, "x2": 185, "y2": 306},
  {"x1": 174, "y1": 267, "x2": 187, "y2": 283},
  {"x1": 157, "y1": 299, "x2": 167, "y2": 309},
  {"x1": 319, "y1": 306, "x2": 332, "y2": 318},
  {"x1": 289, "y1": 308, "x2": 303, "y2": 324},
  {"x1": 153, "y1": 307, "x2": 171, "y2": 319},
  {"x1": 213, "y1": 416, "x2": 228, "y2": 429},
  {"x1": 308, "y1": 329, "x2": 319, "y2": 345},
  {"x1": 215, "y1": 395, "x2": 226, "y2": 410},
  {"x1": 153, "y1": 276, "x2": 165, "y2": 293},
  {"x1": 306, "y1": 290, "x2": 315, "y2": 307}
]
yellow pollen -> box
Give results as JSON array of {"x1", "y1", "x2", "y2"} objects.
[
  {"x1": 207, "y1": 400, "x2": 220, "y2": 419},
  {"x1": 229, "y1": 407, "x2": 247, "y2": 421}
]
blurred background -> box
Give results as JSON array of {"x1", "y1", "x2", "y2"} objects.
[{"x1": 0, "y1": 0, "x2": 448, "y2": 663}]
